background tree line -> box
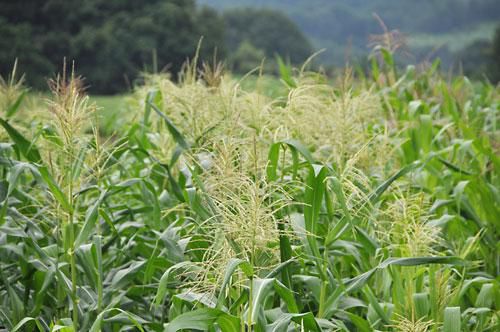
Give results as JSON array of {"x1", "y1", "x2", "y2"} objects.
[
  {"x1": 203, "y1": 0, "x2": 500, "y2": 84},
  {"x1": 0, "y1": 0, "x2": 312, "y2": 93},
  {"x1": 201, "y1": 1, "x2": 500, "y2": 64},
  {"x1": 1, "y1": 0, "x2": 499, "y2": 94}
]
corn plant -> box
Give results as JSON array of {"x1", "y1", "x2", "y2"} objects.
[{"x1": 0, "y1": 50, "x2": 498, "y2": 332}]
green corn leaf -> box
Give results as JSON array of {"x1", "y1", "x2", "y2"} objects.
[
  {"x1": 11, "y1": 316, "x2": 44, "y2": 332},
  {"x1": 380, "y1": 48, "x2": 395, "y2": 72},
  {"x1": 455, "y1": 277, "x2": 493, "y2": 302},
  {"x1": 75, "y1": 243, "x2": 98, "y2": 288},
  {"x1": 276, "y1": 55, "x2": 297, "y2": 88},
  {"x1": 443, "y1": 307, "x2": 461, "y2": 332},
  {"x1": 0, "y1": 118, "x2": 41, "y2": 163},
  {"x1": 267, "y1": 139, "x2": 314, "y2": 181},
  {"x1": 371, "y1": 56, "x2": 380, "y2": 83},
  {"x1": 475, "y1": 283, "x2": 494, "y2": 308},
  {"x1": 267, "y1": 312, "x2": 321, "y2": 332},
  {"x1": 6, "y1": 91, "x2": 26, "y2": 118},
  {"x1": 154, "y1": 261, "x2": 197, "y2": 308},
  {"x1": 249, "y1": 278, "x2": 299, "y2": 326},
  {"x1": 217, "y1": 258, "x2": 253, "y2": 308},
  {"x1": 250, "y1": 278, "x2": 276, "y2": 325},
  {"x1": 345, "y1": 311, "x2": 372, "y2": 332},
  {"x1": 110, "y1": 260, "x2": 146, "y2": 290},
  {"x1": 369, "y1": 160, "x2": 423, "y2": 203},
  {"x1": 363, "y1": 286, "x2": 391, "y2": 324},
  {"x1": 413, "y1": 292, "x2": 430, "y2": 319},
  {"x1": 38, "y1": 166, "x2": 71, "y2": 213},
  {"x1": 74, "y1": 191, "x2": 105, "y2": 248},
  {"x1": 90, "y1": 308, "x2": 146, "y2": 332},
  {"x1": 273, "y1": 279, "x2": 299, "y2": 313},
  {"x1": 148, "y1": 101, "x2": 189, "y2": 150},
  {"x1": 164, "y1": 308, "x2": 240, "y2": 332},
  {"x1": 303, "y1": 164, "x2": 329, "y2": 273},
  {"x1": 325, "y1": 175, "x2": 354, "y2": 245},
  {"x1": 346, "y1": 256, "x2": 465, "y2": 292}
]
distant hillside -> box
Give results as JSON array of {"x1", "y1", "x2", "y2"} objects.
[{"x1": 199, "y1": 0, "x2": 500, "y2": 65}]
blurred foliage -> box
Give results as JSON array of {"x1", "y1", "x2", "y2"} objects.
[
  {"x1": 2, "y1": 0, "x2": 498, "y2": 95},
  {"x1": 201, "y1": 0, "x2": 500, "y2": 65},
  {"x1": 0, "y1": 0, "x2": 315, "y2": 94},
  {"x1": 223, "y1": 8, "x2": 313, "y2": 68},
  {"x1": 456, "y1": 25, "x2": 500, "y2": 83},
  {"x1": 0, "y1": 0, "x2": 226, "y2": 93},
  {"x1": 492, "y1": 25, "x2": 500, "y2": 83},
  {"x1": 231, "y1": 41, "x2": 266, "y2": 73}
]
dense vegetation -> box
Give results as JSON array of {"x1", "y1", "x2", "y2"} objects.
[
  {"x1": 0, "y1": 37, "x2": 499, "y2": 331},
  {"x1": 2, "y1": 0, "x2": 499, "y2": 94},
  {"x1": 0, "y1": 0, "x2": 314, "y2": 94},
  {"x1": 202, "y1": 0, "x2": 500, "y2": 34},
  {"x1": 0, "y1": 0, "x2": 227, "y2": 93},
  {"x1": 223, "y1": 8, "x2": 313, "y2": 72}
]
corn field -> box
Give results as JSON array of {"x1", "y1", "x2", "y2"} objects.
[{"x1": 0, "y1": 51, "x2": 499, "y2": 332}]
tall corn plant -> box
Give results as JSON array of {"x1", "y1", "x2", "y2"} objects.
[{"x1": 0, "y1": 49, "x2": 498, "y2": 332}]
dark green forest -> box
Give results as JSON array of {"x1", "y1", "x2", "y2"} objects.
[
  {"x1": 1, "y1": 0, "x2": 499, "y2": 94},
  {"x1": 0, "y1": 0, "x2": 311, "y2": 93},
  {"x1": 0, "y1": 0, "x2": 224, "y2": 93}
]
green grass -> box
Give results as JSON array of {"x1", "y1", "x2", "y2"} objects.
[
  {"x1": 21, "y1": 93, "x2": 128, "y2": 137},
  {"x1": 0, "y1": 52, "x2": 498, "y2": 331},
  {"x1": 229, "y1": 73, "x2": 285, "y2": 98},
  {"x1": 91, "y1": 95, "x2": 126, "y2": 118},
  {"x1": 91, "y1": 95, "x2": 128, "y2": 135}
]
